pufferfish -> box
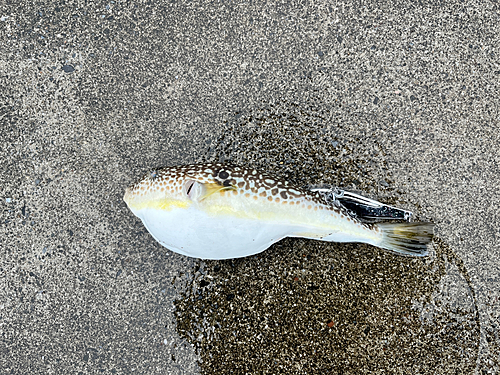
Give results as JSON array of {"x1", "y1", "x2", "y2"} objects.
[{"x1": 123, "y1": 163, "x2": 434, "y2": 259}]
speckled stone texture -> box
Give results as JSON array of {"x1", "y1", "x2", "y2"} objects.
[{"x1": 0, "y1": 0, "x2": 499, "y2": 374}]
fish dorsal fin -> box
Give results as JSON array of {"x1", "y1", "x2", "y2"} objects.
[{"x1": 184, "y1": 180, "x2": 236, "y2": 201}]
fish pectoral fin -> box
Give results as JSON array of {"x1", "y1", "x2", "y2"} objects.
[{"x1": 191, "y1": 181, "x2": 236, "y2": 201}]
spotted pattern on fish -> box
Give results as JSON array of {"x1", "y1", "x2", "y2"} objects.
[{"x1": 126, "y1": 163, "x2": 378, "y2": 232}]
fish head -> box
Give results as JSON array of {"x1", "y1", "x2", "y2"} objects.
[
  {"x1": 123, "y1": 168, "x2": 194, "y2": 213},
  {"x1": 123, "y1": 165, "x2": 235, "y2": 214}
]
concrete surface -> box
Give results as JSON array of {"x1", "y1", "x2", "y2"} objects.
[{"x1": 1, "y1": 0, "x2": 499, "y2": 374}]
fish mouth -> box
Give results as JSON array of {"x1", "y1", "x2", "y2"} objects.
[{"x1": 123, "y1": 186, "x2": 132, "y2": 205}]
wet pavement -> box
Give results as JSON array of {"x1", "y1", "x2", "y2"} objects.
[{"x1": 1, "y1": 1, "x2": 499, "y2": 374}]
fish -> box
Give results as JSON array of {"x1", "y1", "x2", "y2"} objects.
[{"x1": 123, "y1": 163, "x2": 434, "y2": 260}]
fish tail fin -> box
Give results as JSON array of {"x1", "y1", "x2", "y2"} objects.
[{"x1": 375, "y1": 222, "x2": 434, "y2": 256}]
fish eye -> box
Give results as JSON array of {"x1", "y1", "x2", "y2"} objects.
[
  {"x1": 184, "y1": 180, "x2": 207, "y2": 201},
  {"x1": 186, "y1": 181, "x2": 195, "y2": 196},
  {"x1": 184, "y1": 180, "x2": 197, "y2": 199}
]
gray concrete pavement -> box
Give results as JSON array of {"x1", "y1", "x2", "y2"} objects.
[{"x1": 1, "y1": 0, "x2": 499, "y2": 374}]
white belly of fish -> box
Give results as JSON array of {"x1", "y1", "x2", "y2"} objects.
[{"x1": 134, "y1": 206, "x2": 299, "y2": 259}]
